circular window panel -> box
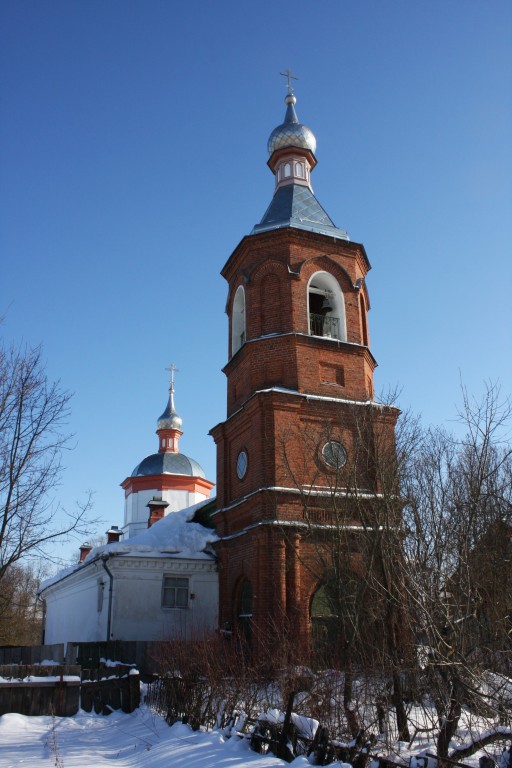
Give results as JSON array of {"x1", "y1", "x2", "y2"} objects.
[
  {"x1": 321, "y1": 440, "x2": 347, "y2": 470},
  {"x1": 236, "y1": 449, "x2": 248, "y2": 479}
]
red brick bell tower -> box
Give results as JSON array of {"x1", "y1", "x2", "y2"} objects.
[{"x1": 210, "y1": 79, "x2": 398, "y2": 656}]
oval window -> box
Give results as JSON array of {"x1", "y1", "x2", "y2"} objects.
[
  {"x1": 236, "y1": 450, "x2": 248, "y2": 479},
  {"x1": 321, "y1": 441, "x2": 347, "y2": 470}
]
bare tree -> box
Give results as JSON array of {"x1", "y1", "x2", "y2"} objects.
[
  {"x1": 276, "y1": 394, "x2": 418, "y2": 743},
  {"x1": 402, "y1": 382, "x2": 512, "y2": 765},
  {"x1": 0, "y1": 342, "x2": 93, "y2": 587},
  {"x1": 276, "y1": 383, "x2": 511, "y2": 758},
  {"x1": 0, "y1": 562, "x2": 44, "y2": 645}
]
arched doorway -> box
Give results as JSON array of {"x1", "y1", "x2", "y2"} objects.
[
  {"x1": 311, "y1": 583, "x2": 339, "y2": 661},
  {"x1": 310, "y1": 575, "x2": 360, "y2": 664}
]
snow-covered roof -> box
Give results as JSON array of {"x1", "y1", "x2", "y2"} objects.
[{"x1": 40, "y1": 499, "x2": 218, "y2": 592}]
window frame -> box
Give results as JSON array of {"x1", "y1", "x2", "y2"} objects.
[{"x1": 162, "y1": 575, "x2": 190, "y2": 610}]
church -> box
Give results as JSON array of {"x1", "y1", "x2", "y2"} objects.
[{"x1": 40, "y1": 78, "x2": 398, "y2": 655}]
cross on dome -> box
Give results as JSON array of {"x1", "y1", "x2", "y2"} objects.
[
  {"x1": 280, "y1": 68, "x2": 298, "y2": 96},
  {"x1": 157, "y1": 362, "x2": 183, "y2": 439},
  {"x1": 165, "y1": 363, "x2": 179, "y2": 394}
]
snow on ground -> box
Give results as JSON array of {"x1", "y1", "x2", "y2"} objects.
[{"x1": 0, "y1": 706, "x2": 308, "y2": 768}]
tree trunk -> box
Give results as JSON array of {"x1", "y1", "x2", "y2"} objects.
[
  {"x1": 343, "y1": 668, "x2": 361, "y2": 738},
  {"x1": 392, "y1": 669, "x2": 411, "y2": 742},
  {"x1": 437, "y1": 678, "x2": 462, "y2": 767}
]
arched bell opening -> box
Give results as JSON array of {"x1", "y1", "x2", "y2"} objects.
[
  {"x1": 307, "y1": 272, "x2": 347, "y2": 341},
  {"x1": 231, "y1": 285, "x2": 246, "y2": 356}
]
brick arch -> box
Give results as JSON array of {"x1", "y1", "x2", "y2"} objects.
[
  {"x1": 250, "y1": 257, "x2": 288, "y2": 282},
  {"x1": 359, "y1": 280, "x2": 371, "y2": 311},
  {"x1": 298, "y1": 254, "x2": 356, "y2": 293},
  {"x1": 250, "y1": 259, "x2": 288, "y2": 337},
  {"x1": 226, "y1": 277, "x2": 245, "y2": 314},
  {"x1": 301, "y1": 259, "x2": 370, "y2": 345}
]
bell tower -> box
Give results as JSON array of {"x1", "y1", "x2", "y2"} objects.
[{"x1": 210, "y1": 79, "x2": 398, "y2": 654}]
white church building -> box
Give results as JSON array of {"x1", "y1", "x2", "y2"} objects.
[{"x1": 39, "y1": 373, "x2": 218, "y2": 645}]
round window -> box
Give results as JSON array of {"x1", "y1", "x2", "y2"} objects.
[
  {"x1": 236, "y1": 449, "x2": 248, "y2": 479},
  {"x1": 321, "y1": 441, "x2": 347, "y2": 470}
]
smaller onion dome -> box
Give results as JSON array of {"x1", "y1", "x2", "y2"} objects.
[
  {"x1": 157, "y1": 395, "x2": 182, "y2": 431},
  {"x1": 157, "y1": 365, "x2": 182, "y2": 431},
  {"x1": 267, "y1": 93, "x2": 317, "y2": 157}
]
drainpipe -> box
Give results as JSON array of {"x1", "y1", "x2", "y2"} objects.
[
  {"x1": 100, "y1": 555, "x2": 114, "y2": 642},
  {"x1": 37, "y1": 595, "x2": 46, "y2": 645}
]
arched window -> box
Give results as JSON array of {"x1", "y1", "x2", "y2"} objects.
[
  {"x1": 231, "y1": 285, "x2": 246, "y2": 356},
  {"x1": 307, "y1": 272, "x2": 346, "y2": 341},
  {"x1": 284, "y1": 162, "x2": 291, "y2": 178},
  {"x1": 237, "y1": 579, "x2": 253, "y2": 651},
  {"x1": 310, "y1": 573, "x2": 360, "y2": 663}
]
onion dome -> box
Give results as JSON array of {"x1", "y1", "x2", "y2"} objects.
[
  {"x1": 157, "y1": 389, "x2": 182, "y2": 431},
  {"x1": 157, "y1": 364, "x2": 182, "y2": 431},
  {"x1": 267, "y1": 93, "x2": 317, "y2": 157}
]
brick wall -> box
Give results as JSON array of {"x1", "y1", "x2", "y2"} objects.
[{"x1": 214, "y1": 224, "x2": 398, "y2": 656}]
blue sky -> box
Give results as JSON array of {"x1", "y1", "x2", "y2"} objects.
[{"x1": 1, "y1": 1, "x2": 511, "y2": 566}]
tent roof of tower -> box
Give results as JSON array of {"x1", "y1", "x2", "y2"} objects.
[{"x1": 252, "y1": 183, "x2": 349, "y2": 240}]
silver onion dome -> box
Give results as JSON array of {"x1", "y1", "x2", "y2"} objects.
[
  {"x1": 267, "y1": 93, "x2": 317, "y2": 156},
  {"x1": 157, "y1": 364, "x2": 183, "y2": 431},
  {"x1": 157, "y1": 389, "x2": 182, "y2": 431}
]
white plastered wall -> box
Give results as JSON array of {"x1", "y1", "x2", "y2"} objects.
[
  {"x1": 42, "y1": 563, "x2": 109, "y2": 645},
  {"x1": 110, "y1": 557, "x2": 218, "y2": 641},
  {"x1": 41, "y1": 555, "x2": 218, "y2": 645},
  {"x1": 123, "y1": 487, "x2": 208, "y2": 539}
]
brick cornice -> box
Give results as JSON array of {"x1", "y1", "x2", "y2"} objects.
[
  {"x1": 222, "y1": 332, "x2": 377, "y2": 378},
  {"x1": 222, "y1": 228, "x2": 370, "y2": 283},
  {"x1": 211, "y1": 383, "x2": 391, "y2": 438}
]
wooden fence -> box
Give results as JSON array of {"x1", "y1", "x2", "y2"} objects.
[
  {"x1": 0, "y1": 644, "x2": 68, "y2": 666},
  {"x1": 0, "y1": 640, "x2": 168, "y2": 677},
  {"x1": 0, "y1": 664, "x2": 140, "y2": 717}
]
